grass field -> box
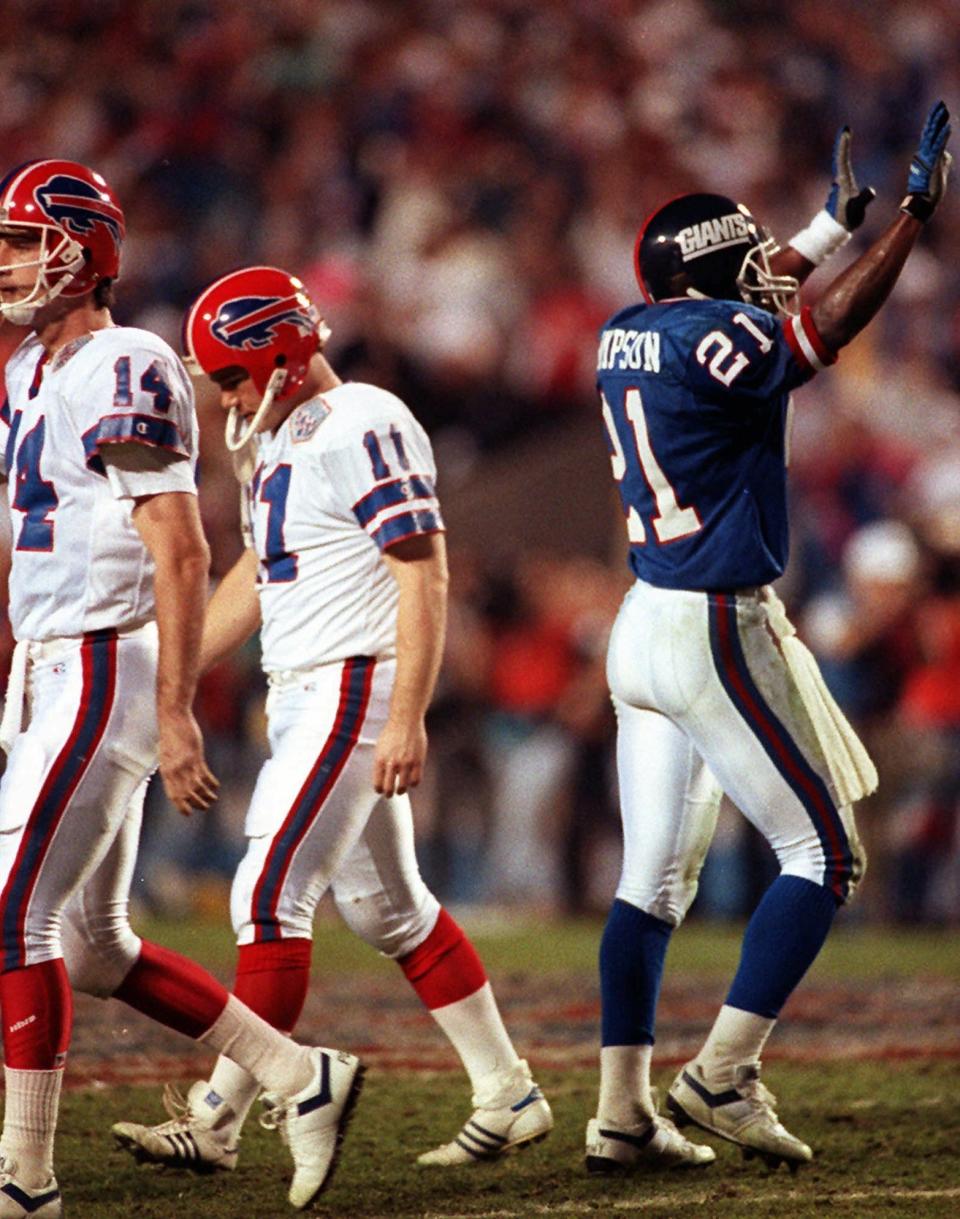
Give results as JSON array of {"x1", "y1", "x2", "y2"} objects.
[{"x1": 55, "y1": 914, "x2": 960, "y2": 1218}]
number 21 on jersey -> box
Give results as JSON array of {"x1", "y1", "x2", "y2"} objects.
[{"x1": 601, "y1": 388, "x2": 701, "y2": 545}]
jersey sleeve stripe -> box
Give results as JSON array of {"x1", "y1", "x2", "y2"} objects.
[
  {"x1": 363, "y1": 496, "x2": 442, "y2": 537},
  {"x1": 371, "y1": 509, "x2": 443, "y2": 550},
  {"x1": 82, "y1": 414, "x2": 189, "y2": 473},
  {"x1": 783, "y1": 307, "x2": 836, "y2": 373},
  {"x1": 352, "y1": 475, "x2": 436, "y2": 526}
]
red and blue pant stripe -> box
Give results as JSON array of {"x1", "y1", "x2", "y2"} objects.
[
  {"x1": 250, "y1": 656, "x2": 375, "y2": 942},
  {"x1": 0, "y1": 629, "x2": 118, "y2": 971},
  {"x1": 707, "y1": 595, "x2": 853, "y2": 901}
]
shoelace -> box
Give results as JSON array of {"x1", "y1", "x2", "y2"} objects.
[
  {"x1": 148, "y1": 1083, "x2": 196, "y2": 1134},
  {"x1": 738, "y1": 1076, "x2": 789, "y2": 1131},
  {"x1": 258, "y1": 1095, "x2": 290, "y2": 1145}
]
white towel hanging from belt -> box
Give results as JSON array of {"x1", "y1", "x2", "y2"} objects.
[{"x1": 761, "y1": 589, "x2": 878, "y2": 807}]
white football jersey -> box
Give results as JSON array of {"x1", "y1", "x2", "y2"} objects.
[
  {"x1": 2, "y1": 326, "x2": 198, "y2": 641},
  {"x1": 242, "y1": 381, "x2": 443, "y2": 671}
]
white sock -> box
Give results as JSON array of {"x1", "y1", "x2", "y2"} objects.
[
  {"x1": 429, "y1": 982, "x2": 521, "y2": 1095},
  {"x1": 205, "y1": 1055, "x2": 262, "y2": 1135},
  {"x1": 198, "y1": 995, "x2": 313, "y2": 1099},
  {"x1": 1, "y1": 1067, "x2": 62, "y2": 1187},
  {"x1": 597, "y1": 1045, "x2": 654, "y2": 1125},
  {"x1": 696, "y1": 1005, "x2": 776, "y2": 1077}
]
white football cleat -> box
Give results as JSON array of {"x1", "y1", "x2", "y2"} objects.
[
  {"x1": 111, "y1": 1080, "x2": 239, "y2": 1172},
  {"x1": 667, "y1": 1060, "x2": 813, "y2": 1170},
  {"x1": 0, "y1": 1158, "x2": 61, "y2": 1218},
  {"x1": 417, "y1": 1060, "x2": 553, "y2": 1166},
  {"x1": 260, "y1": 1048, "x2": 364, "y2": 1209},
  {"x1": 585, "y1": 1106, "x2": 716, "y2": 1174}
]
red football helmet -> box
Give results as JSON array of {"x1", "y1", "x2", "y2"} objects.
[
  {"x1": 0, "y1": 159, "x2": 125, "y2": 324},
  {"x1": 183, "y1": 265, "x2": 331, "y2": 453}
]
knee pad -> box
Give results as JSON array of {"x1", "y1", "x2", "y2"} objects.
[
  {"x1": 616, "y1": 859, "x2": 704, "y2": 928},
  {"x1": 61, "y1": 907, "x2": 141, "y2": 998},
  {"x1": 333, "y1": 883, "x2": 440, "y2": 960},
  {"x1": 775, "y1": 813, "x2": 865, "y2": 905}
]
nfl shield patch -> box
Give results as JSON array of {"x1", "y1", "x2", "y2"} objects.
[{"x1": 290, "y1": 399, "x2": 330, "y2": 443}]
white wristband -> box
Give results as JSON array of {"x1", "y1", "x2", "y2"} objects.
[{"x1": 788, "y1": 209, "x2": 851, "y2": 265}]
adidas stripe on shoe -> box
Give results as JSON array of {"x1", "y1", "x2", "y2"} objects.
[
  {"x1": 111, "y1": 1080, "x2": 239, "y2": 1173},
  {"x1": 417, "y1": 1061, "x2": 553, "y2": 1167}
]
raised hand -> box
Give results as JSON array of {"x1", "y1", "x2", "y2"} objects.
[
  {"x1": 902, "y1": 100, "x2": 952, "y2": 222},
  {"x1": 826, "y1": 126, "x2": 875, "y2": 231}
]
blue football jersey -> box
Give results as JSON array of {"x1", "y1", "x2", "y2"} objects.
[{"x1": 596, "y1": 298, "x2": 835, "y2": 591}]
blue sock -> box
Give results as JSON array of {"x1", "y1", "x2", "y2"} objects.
[
  {"x1": 726, "y1": 874, "x2": 839, "y2": 1018},
  {"x1": 600, "y1": 898, "x2": 672, "y2": 1046}
]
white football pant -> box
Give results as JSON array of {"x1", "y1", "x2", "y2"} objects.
[
  {"x1": 606, "y1": 580, "x2": 865, "y2": 926},
  {"x1": 232, "y1": 656, "x2": 440, "y2": 957}
]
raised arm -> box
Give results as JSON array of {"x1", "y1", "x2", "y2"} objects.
[
  {"x1": 132, "y1": 489, "x2": 220, "y2": 815},
  {"x1": 374, "y1": 531, "x2": 448, "y2": 797},
  {"x1": 811, "y1": 101, "x2": 951, "y2": 353}
]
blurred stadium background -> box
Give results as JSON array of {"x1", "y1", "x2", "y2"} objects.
[{"x1": 2, "y1": 0, "x2": 960, "y2": 934}]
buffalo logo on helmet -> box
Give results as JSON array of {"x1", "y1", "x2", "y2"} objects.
[
  {"x1": 34, "y1": 173, "x2": 124, "y2": 254},
  {"x1": 211, "y1": 294, "x2": 317, "y2": 352}
]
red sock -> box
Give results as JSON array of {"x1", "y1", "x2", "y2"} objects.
[
  {"x1": 114, "y1": 940, "x2": 228, "y2": 1039},
  {"x1": 233, "y1": 938, "x2": 312, "y2": 1034},
  {"x1": 398, "y1": 908, "x2": 487, "y2": 1010},
  {"x1": 0, "y1": 959, "x2": 72, "y2": 1068}
]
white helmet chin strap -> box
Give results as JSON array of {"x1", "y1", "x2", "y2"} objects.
[
  {"x1": 0, "y1": 227, "x2": 85, "y2": 326},
  {"x1": 224, "y1": 366, "x2": 289, "y2": 453}
]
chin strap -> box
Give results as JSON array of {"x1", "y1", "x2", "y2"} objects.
[
  {"x1": 224, "y1": 366, "x2": 288, "y2": 453},
  {"x1": 0, "y1": 227, "x2": 85, "y2": 325}
]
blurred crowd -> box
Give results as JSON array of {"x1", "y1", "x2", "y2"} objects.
[{"x1": 3, "y1": 0, "x2": 960, "y2": 923}]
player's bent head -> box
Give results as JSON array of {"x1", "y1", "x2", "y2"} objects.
[
  {"x1": 182, "y1": 264, "x2": 331, "y2": 404},
  {"x1": 635, "y1": 192, "x2": 797, "y2": 315},
  {"x1": 0, "y1": 158, "x2": 124, "y2": 326}
]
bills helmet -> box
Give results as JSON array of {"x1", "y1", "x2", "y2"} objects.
[
  {"x1": 183, "y1": 265, "x2": 330, "y2": 398},
  {"x1": 184, "y1": 265, "x2": 331, "y2": 454},
  {"x1": 0, "y1": 159, "x2": 125, "y2": 324},
  {"x1": 634, "y1": 193, "x2": 798, "y2": 315}
]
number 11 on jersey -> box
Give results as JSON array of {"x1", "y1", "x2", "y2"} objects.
[{"x1": 602, "y1": 388, "x2": 701, "y2": 545}]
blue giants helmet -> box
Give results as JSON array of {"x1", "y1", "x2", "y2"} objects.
[{"x1": 634, "y1": 193, "x2": 798, "y2": 315}]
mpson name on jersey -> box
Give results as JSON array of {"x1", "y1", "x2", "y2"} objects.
[
  {"x1": 678, "y1": 211, "x2": 751, "y2": 259},
  {"x1": 598, "y1": 328, "x2": 661, "y2": 372}
]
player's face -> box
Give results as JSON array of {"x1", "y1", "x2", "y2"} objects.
[
  {"x1": 212, "y1": 369, "x2": 260, "y2": 418},
  {"x1": 0, "y1": 227, "x2": 43, "y2": 306},
  {"x1": 211, "y1": 366, "x2": 294, "y2": 434}
]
